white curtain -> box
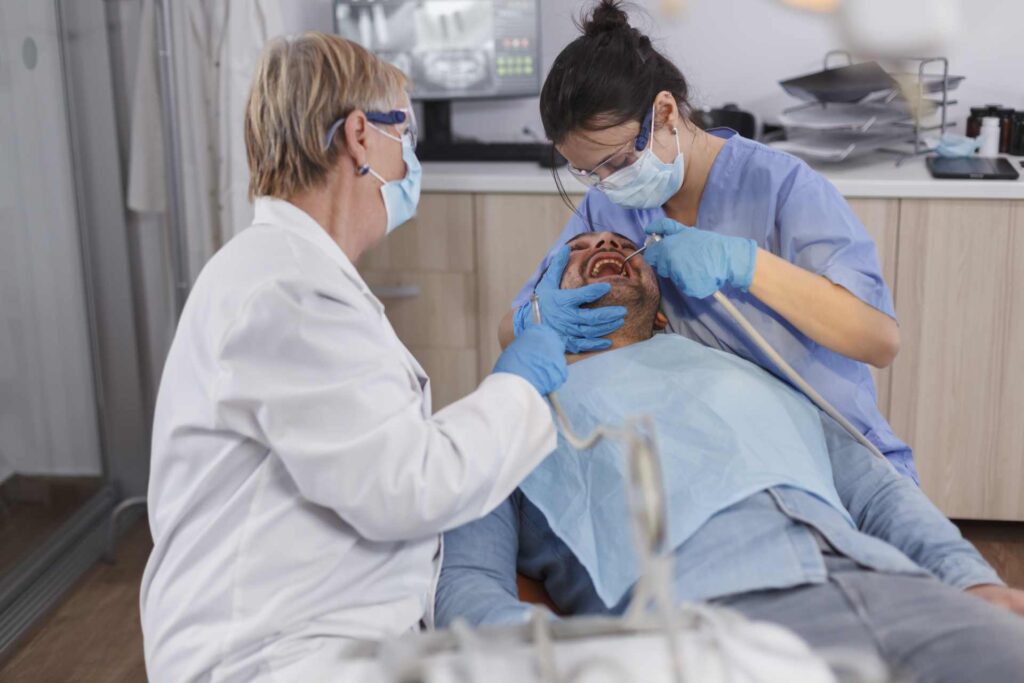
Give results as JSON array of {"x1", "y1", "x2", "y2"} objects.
[
  {"x1": 0, "y1": 0, "x2": 103, "y2": 479},
  {"x1": 128, "y1": 0, "x2": 286, "y2": 283}
]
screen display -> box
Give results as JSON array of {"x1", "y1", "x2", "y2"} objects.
[{"x1": 334, "y1": 0, "x2": 540, "y2": 100}]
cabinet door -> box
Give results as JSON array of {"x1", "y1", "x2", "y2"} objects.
[
  {"x1": 890, "y1": 199, "x2": 1024, "y2": 520},
  {"x1": 846, "y1": 198, "x2": 900, "y2": 417},
  {"x1": 358, "y1": 193, "x2": 478, "y2": 409},
  {"x1": 474, "y1": 194, "x2": 583, "y2": 376}
]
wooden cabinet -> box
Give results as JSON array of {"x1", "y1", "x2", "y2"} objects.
[
  {"x1": 846, "y1": 198, "x2": 900, "y2": 416},
  {"x1": 357, "y1": 194, "x2": 479, "y2": 409},
  {"x1": 889, "y1": 199, "x2": 1024, "y2": 520},
  {"x1": 365, "y1": 190, "x2": 1024, "y2": 522}
]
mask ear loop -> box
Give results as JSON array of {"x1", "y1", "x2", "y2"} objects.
[{"x1": 648, "y1": 102, "x2": 681, "y2": 156}]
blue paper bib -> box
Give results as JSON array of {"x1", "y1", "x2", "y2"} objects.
[{"x1": 520, "y1": 334, "x2": 853, "y2": 607}]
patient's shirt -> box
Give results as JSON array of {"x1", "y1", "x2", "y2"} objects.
[
  {"x1": 437, "y1": 336, "x2": 1001, "y2": 627},
  {"x1": 519, "y1": 333, "x2": 856, "y2": 607}
]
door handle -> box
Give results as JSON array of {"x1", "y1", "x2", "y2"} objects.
[{"x1": 370, "y1": 285, "x2": 421, "y2": 299}]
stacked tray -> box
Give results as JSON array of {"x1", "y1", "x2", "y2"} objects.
[{"x1": 772, "y1": 60, "x2": 962, "y2": 162}]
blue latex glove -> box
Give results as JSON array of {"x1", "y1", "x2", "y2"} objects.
[
  {"x1": 513, "y1": 245, "x2": 627, "y2": 353},
  {"x1": 643, "y1": 218, "x2": 757, "y2": 299},
  {"x1": 492, "y1": 323, "x2": 568, "y2": 395}
]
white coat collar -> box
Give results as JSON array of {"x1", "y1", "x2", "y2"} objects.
[{"x1": 252, "y1": 196, "x2": 382, "y2": 312}]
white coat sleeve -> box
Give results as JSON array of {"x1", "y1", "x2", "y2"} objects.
[{"x1": 213, "y1": 279, "x2": 557, "y2": 542}]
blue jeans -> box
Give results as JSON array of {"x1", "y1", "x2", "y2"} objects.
[{"x1": 713, "y1": 555, "x2": 1024, "y2": 683}]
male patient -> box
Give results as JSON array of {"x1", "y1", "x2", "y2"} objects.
[{"x1": 436, "y1": 231, "x2": 1024, "y2": 682}]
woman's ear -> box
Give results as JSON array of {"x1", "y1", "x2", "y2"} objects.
[
  {"x1": 653, "y1": 311, "x2": 668, "y2": 332},
  {"x1": 653, "y1": 90, "x2": 679, "y2": 128},
  {"x1": 342, "y1": 111, "x2": 370, "y2": 172}
]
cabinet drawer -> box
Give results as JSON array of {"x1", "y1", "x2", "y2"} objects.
[{"x1": 363, "y1": 270, "x2": 477, "y2": 349}]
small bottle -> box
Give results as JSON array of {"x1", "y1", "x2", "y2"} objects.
[
  {"x1": 998, "y1": 108, "x2": 1014, "y2": 153},
  {"x1": 1010, "y1": 112, "x2": 1024, "y2": 156},
  {"x1": 979, "y1": 117, "x2": 1001, "y2": 157},
  {"x1": 966, "y1": 107, "x2": 987, "y2": 138}
]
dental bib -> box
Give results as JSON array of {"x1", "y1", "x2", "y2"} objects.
[{"x1": 520, "y1": 333, "x2": 854, "y2": 608}]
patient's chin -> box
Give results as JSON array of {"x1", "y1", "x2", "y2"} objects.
[{"x1": 581, "y1": 280, "x2": 647, "y2": 310}]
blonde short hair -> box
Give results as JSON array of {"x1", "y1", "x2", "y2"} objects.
[{"x1": 245, "y1": 32, "x2": 407, "y2": 200}]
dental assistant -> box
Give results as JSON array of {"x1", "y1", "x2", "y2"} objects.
[
  {"x1": 141, "y1": 33, "x2": 568, "y2": 682},
  {"x1": 500, "y1": 0, "x2": 916, "y2": 481}
]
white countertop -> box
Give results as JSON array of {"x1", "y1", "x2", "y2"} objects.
[{"x1": 422, "y1": 153, "x2": 1024, "y2": 200}]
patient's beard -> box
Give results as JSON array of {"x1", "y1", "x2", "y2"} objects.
[{"x1": 578, "y1": 281, "x2": 661, "y2": 356}]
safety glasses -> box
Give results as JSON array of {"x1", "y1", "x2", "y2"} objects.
[
  {"x1": 566, "y1": 109, "x2": 656, "y2": 187},
  {"x1": 322, "y1": 107, "x2": 418, "y2": 152}
]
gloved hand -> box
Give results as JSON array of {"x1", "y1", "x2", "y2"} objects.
[
  {"x1": 492, "y1": 323, "x2": 568, "y2": 395},
  {"x1": 513, "y1": 245, "x2": 627, "y2": 353},
  {"x1": 643, "y1": 218, "x2": 758, "y2": 299}
]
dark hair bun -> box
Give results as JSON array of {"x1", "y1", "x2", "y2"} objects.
[{"x1": 583, "y1": 0, "x2": 631, "y2": 37}]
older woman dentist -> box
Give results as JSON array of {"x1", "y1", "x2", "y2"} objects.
[{"x1": 140, "y1": 33, "x2": 572, "y2": 682}]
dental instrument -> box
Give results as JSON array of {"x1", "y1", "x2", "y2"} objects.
[{"x1": 620, "y1": 241, "x2": 650, "y2": 268}]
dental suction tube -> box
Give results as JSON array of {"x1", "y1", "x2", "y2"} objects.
[
  {"x1": 709, "y1": 288, "x2": 892, "y2": 466},
  {"x1": 530, "y1": 294, "x2": 624, "y2": 451},
  {"x1": 539, "y1": 229, "x2": 893, "y2": 469}
]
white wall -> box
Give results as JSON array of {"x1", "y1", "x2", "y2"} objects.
[{"x1": 284, "y1": 0, "x2": 1024, "y2": 143}]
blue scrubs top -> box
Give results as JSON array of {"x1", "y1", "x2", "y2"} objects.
[{"x1": 512, "y1": 129, "x2": 918, "y2": 482}]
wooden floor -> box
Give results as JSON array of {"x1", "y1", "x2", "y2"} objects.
[
  {"x1": 0, "y1": 476, "x2": 103, "y2": 579},
  {"x1": 0, "y1": 521, "x2": 151, "y2": 682},
  {"x1": 955, "y1": 520, "x2": 1024, "y2": 588},
  {"x1": 0, "y1": 519, "x2": 1020, "y2": 682}
]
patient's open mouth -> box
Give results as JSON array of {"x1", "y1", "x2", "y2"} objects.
[{"x1": 586, "y1": 252, "x2": 630, "y2": 280}]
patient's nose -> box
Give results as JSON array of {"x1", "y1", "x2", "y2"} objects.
[{"x1": 594, "y1": 236, "x2": 623, "y2": 250}]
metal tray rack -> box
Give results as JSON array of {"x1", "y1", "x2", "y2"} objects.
[{"x1": 775, "y1": 50, "x2": 960, "y2": 164}]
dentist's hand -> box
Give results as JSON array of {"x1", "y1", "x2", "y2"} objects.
[
  {"x1": 513, "y1": 246, "x2": 627, "y2": 353},
  {"x1": 492, "y1": 323, "x2": 568, "y2": 395},
  {"x1": 644, "y1": 218, "x2": 758, "y2": 299}
]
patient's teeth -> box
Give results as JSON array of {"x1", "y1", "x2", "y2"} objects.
[{"x1": 590, "y1": 257, "x2": 625, "y2": 277}]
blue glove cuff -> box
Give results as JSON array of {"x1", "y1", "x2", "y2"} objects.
[{"x1": 513, "y1": 301, "x2": 531, "y2": 338}]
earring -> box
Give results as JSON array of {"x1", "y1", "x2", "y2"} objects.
[{"x1": 357, "y1": 164, "x2": 370, "y2": 176}]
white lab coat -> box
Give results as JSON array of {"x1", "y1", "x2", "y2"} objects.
[{"x1": 140, "y1": 198, "x2": 556, "y2": 682}]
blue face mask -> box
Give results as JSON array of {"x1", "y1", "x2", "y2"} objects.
[
  {"x1": 365, "y1": 125, "x2": 422, "y2": 234},
  {"x1": 599, "y1": 107, "x2": 684, "y2": 210}
]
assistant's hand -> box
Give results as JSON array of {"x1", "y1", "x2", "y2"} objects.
[
  {"x1": 492, "y1": 323, "x2": 568, "y2": 395},
  {"x1": 513, "y1": 245, "x2": 626, "y2": 353},
  {"x1": 643, "y1": 218, "x2": 758, "y2": 299},
  {"x1": 967, "y1": 584, "x2": 1024, "y2": 617}
]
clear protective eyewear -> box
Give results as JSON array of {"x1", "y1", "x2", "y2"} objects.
[
  {"x1": 322, "y1": 107, "x2": 418, "y2": 152},
  {"x1": 566, "y1": 109, "x2": 655, "y2": 188}
]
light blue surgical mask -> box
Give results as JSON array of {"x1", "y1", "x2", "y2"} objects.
[
  {"x1": 598, "y1": 108, "x2": 684, "y2": 210},
  {"x1": 364, "y1": 124, "x2": 422, "y2": 234}
]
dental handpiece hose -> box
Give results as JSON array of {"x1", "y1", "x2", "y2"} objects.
[
  {"x1": 530, "y1": 294, "x2": 621, "y2": 450},
  {"x1": 634, "y1": 232, "x2": 892, "y2": 467}
]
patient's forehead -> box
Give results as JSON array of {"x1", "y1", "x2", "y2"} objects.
[{"x1": 565, "y1": 231, "x2": 638, "y2": 249}]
